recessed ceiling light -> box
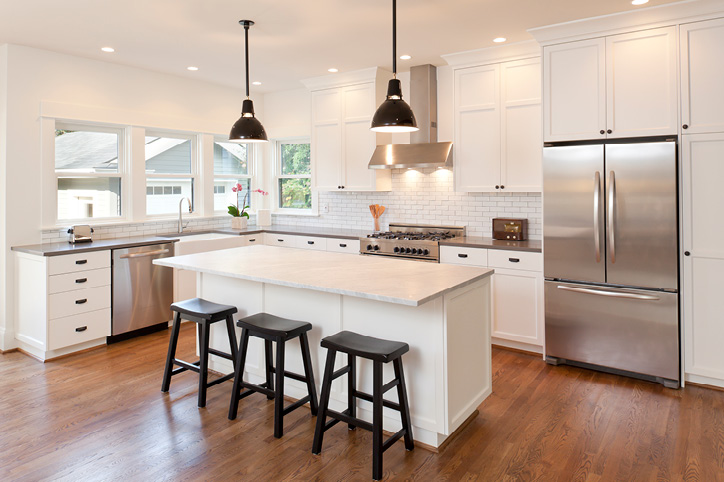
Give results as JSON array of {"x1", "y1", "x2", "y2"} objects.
[
  {"x1": 101, "y1": 47, "x2": 115, "y2": 53},
  {"x1": 400, "y1": 55, "x2": 411, "y2": 60},
  {"x1": 252, "y1": 81, "x2": 262, "y2": 85},
  {"x1": 493, "y1": 37, "x2": 507, "y2": 43},
  {"x1": 631, "y1": 0, "x2": 649, "y2": 4},
  {"x1": 187, "y1": 66, "x2": 199, "y2": 71},
  {"x1": 328, "y1": 68, "x2": 339, "y2": 73}
]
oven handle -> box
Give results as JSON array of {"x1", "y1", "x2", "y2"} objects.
[{"x1": 556, "y1": 285, "x2": 659, "y2": 301}]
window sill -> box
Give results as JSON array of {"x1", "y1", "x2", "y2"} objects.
[{"x1": 272, "y1": 210, "x2": 319, "y2": 217}]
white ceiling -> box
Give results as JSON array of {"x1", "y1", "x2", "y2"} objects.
[{"x1": 0, "y1": 0, "x2": 680, "y2": 94}]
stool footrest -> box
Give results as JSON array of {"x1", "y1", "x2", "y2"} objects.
[
  {"x1": 208, "y1": 348, "x2": 234, "y2": 361},
  {"x1": 331, "y1": 365, "x2": 351, "y2": 381},
  {"x1": 173, "y1": 359, "x2": 201, "y2": 374},
  {"x1": 282, "y1": 395, "x2": 311, "y2": 416},
  {"x1": 382, "y1": 429, "x2": 407, "y2": 453},
  {"x1": 238, "y1": 381, "x2": 275, "y2": 399},
  {"x1": 269, "y1": 367, "x2": 308, "y2": 383},
  {"x1": 382, "y1": 379, "x2": 400, "y2": 393},
  {"x1": 324, "y1": 409, "x2": 374, "y2": 433},
  {"x1": 352, "y1": 389, "x2": 402, "y2": 412},
  {"x1": 207, "y1": 372, "x2": 234, "y2": 387}
]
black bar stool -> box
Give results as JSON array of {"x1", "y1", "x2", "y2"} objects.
[
  {"x1": 228, "y1": 312, "x2": 318, "y2": 439},
  {"x1": 312, "y1": 331, "x2": 414, "y2": 481},
  {"x1": 161, "y1": 298, "x2": 238, "y2": 408}
]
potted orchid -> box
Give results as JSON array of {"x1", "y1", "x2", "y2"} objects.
[
  {"x1": 228, "y1": 183, "x2": 250, "y2": 229},
  {"x1": 253, "y1": 189, "x2": 272, "y2": 226}
]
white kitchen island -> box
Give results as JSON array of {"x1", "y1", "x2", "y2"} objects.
[{"x1": 154, "y1": 245, "x2": 494, "y2": 449}]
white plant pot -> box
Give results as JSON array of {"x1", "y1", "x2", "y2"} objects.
[
  {"x1": 257, "y1": 209, "x2": 272, "y2": 226},
  {"x1": 231, "y1": 217, "x2": 248, "y2": 229}
]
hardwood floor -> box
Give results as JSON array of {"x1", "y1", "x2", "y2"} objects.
[{"x1": 1, "y1": 324, "x2": 723, "y2": 481}]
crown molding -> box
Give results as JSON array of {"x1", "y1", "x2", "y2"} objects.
[
  {"x1": 301, "y1": 67, "x2": 392, "y2": 91},
  {"x1": 441, "y1": 40, "x2": 541, "y2": 69}
]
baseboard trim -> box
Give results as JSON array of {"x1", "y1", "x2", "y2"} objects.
[
  {"x1": 0, "y1": 348, "x2": 19, "y2": 355},
  {"x1": 492, "y1": 343, "x2": 543, "y2": 358}
]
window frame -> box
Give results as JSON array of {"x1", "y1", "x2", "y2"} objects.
[
  {"x1": 144, "y1": 130, "x2": 199, "y2": 219},
  {"x1": 53, "y1": 122, "x2": 127, "y2": 224},
  {"x1": 212, "y1": 136, "x2": 255, "y2": 215},
  {"x1": 273, "y1": 137, "x2": 316, "y2": 215}
]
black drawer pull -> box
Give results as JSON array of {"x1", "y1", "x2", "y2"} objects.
[
  {"x1": 75, "y1": 278, "x2": 88, "y2": 284},
  {"x1": 75, "y1": 299, "x2": 88, "y2": 304},
  {"x1": 75, "y1": 326, "x2": 88, "y2": 332},
  {"x1": 249, "y1": 238, "x2": 256, "y2": 242},
  {"x1": 339, "y1": 243, "x2": 347, "y2": 248},
  {"x1": 307, "y1": 241, "x2": 314, "y2": 245},
  {"x1": 75, "y1": 259, "x2": 88, "y2": 265},
  {"x1": 508, "y1": 258, "x2": 520, "y2": 263},
  {"x1": 277, "y1": 239, "x2": 284, "y2": 242},
  {"x1": 458, "y1": 253, "x2": 468, "y2": 258}
]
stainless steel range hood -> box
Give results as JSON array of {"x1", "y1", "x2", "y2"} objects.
[{"x1": 368, "y1": 64, "x2": 453, "y2": 170}]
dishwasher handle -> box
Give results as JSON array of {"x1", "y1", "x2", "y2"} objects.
[{"x1": 119, "y1": 249, "x2": 170, "y2": 259}]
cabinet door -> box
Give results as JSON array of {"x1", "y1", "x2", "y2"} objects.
[
  {"x1": 500, "y1": 58, "x2": 542, "y2": 192},
  {"x1": 543, "y1": 39, "x2": 606, "y2": 142},
  {"x1": 681, "y1": 18, "x2": 724, "y2": 134},
  {"x1": 491, "y1": 268, "x2": 544, "y2": 347},
  {"x1": 683, "y1": 134, "x2": 724, "y2": 381},
  {"x1": 606, "y1": 27, "x2": 678, "y2": 138},
  {"x1": 311, "y1": 89, "x2": 342, "y2": 191},
  {"x1": 454, "y1": 64, "x2": 501, "y2": 192},
  {"x1": 341, "y1": 83, "x2": 380, "y2": 191}
]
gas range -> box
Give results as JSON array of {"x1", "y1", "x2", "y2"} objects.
[{"x1": 360, "y1": 223, "x2": 466, "y2": 262}]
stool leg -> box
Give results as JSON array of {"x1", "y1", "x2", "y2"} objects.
[
  {"x1": 161, "y1": 312, "x2": 182, "y2": 392},
  {"x1": 228, "y1": 329, "x2": 250, "y2": 420},
  {"x1": 273, "y1": 337, "x2": 286, "y2": 438},
  {"x1": 300, "y1": 332, "x2": 318, "y2": 416},
  {"x1": 197, "y1": 322, "x2": 211, "y2": 408},
  {"x1": 312, "y1": 349, "x2": 337, "y2": 455},
  {"x1": 372, "y1": 361, "x2": 384, "y2": 481},
  {"x1": 394, "y1": 357, "x2": 414, "y2": 451},
  {"x1": 264, "y1": 340, "x2": 274, "y2": 400},
  {"x1": 225, "y1": 315, "x2": 238, "y2": 369},
  {"x1": 348, "y1": 354, "x2": 357, "y2": 430}
]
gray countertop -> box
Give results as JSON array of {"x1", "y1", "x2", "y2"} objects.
[
  {"x1": 12, "y1": 235, "x2": 180, "y2": 257},
  {"x1": 215, "y1": 225, "x2": 370, "y2": 240},
  {"x1": 440, "y1": 236, "x2": 541, "y2": 253}
]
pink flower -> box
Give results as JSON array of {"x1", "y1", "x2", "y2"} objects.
[
  {"x1": 231, "y1": 183, "x2": 243, "y2": 193},
  {"x1": 253, "y1": 189, "x2": 269, "y2": 196}
]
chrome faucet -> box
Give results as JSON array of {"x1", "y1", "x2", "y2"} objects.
[{"x1": 178, "y1": 197, "x2": 192, "y2": 233}]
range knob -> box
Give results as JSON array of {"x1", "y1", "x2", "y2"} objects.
[
  {"x1": 393, "y1": 246, "x2": 400, "y2": 253},
  {"x1": 373, "y1": 245, "x2": 380, "y2": 251},
  {"x1": 423, "y1": 249, "x2": 430, "y2": 256},
  {"x1": 366, "y1": 244, "x2": 373, "y2": 251},
  {"x1": 411, "y1": 248, "x2": 418, "y2": 255},
  {"x1": 405, "y1": 247, "x2": 411, "y2": 254}
]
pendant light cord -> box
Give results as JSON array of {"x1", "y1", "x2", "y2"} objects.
[
  {"x1": 244, "y1": 23, "x2": 250, "y2": 99},
  {"x1": 392, "y1": 0, "x2": 397, "y2": 78}
]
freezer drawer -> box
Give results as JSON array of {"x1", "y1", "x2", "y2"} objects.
[{"x1": 545, "y1": 281, "x2": 679, "y2": 382}]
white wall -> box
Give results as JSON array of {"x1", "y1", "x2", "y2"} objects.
[
  {"x1": 0, "y1": 44, "x2": 8, "y2": 349},
  {"x1": 1, "y1": 44, "x2": 252, "y2": 350}
]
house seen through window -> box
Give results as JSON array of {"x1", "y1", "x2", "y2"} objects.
[
  {"x1": 213, "y1": 140, "x2": 251, "y2": 212},
  {"x1": 145, "y1": 134, "x2": 195, "y2": 216}
]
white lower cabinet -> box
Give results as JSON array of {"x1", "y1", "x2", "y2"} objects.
[
  {"x1": 440, "y1": 245, "x2": 544, "y2": 352},
  {"x1": 326, "y1": 238, "x2": 360, "y2": 254},
  {"x1": 15, "y1": 250, "x2": 112, "y2": 360},
  {"x1": 264, "y1": 233, "x2": 298, "y2": 247},
  {"x1": 295, "y1": 236, "x2": 328, "y2": 251}
]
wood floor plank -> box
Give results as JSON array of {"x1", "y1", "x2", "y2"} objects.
[{"x1": 2, "y1": 328, "x2": 724, "y2": 481}]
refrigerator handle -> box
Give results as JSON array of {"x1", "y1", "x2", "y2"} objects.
[
  {"x1": 556, "y1": 285, "x2": 659, "y2": 301},
  {"x1": 593, "y1": 171, "x2": 602, "y2": 263},
  {"x1": 608, "y1": 170, "x2": 616, "y2": 264}
]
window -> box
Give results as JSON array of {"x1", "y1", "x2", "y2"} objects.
[
  {"x1": 213, "y1": 139, "x2": 252, "y2": 213},
  {"x1": 145, "y1": 133, "x2": 196, "y2": 216},
  {"x1": 55, "y1": 125, "x2": 124, "y2": 221},
  {"x1": 275, "y1": 140, "x2": 312, "y2": 212}
]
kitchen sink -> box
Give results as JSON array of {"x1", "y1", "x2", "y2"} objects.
[{"x1": 161, "y1": 232, "x2": 240, "y2": 242}]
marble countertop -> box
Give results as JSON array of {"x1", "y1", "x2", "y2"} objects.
[
  {"x1": 215, "y1": 224, "x2": 370, "y2": 240},
  {"x1": 440, "y1": 237, "x2": 542, "y2": 252},
  {"x1": 12, "y1": 235, "x2": 179, "y2": 257},
  {"x1": 154, "y1": 245, "x2": 493, "y2": 306}
]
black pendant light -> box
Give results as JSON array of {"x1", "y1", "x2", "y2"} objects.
[
  {"x1": 370, "y1": 0, "x2": 418, "y2": 133},
  {"x1": 229, "y1": 20, "x2": 268, "y2": 143}
]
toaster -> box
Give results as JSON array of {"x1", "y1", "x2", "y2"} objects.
[
  {"x1": 492, "y1": 218, "x2": 528, "y2": 241},
  {"x1": 68, "y1": 225, "x2": 94, "y2": 244}
]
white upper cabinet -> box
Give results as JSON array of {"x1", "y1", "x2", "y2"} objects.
[
  {"x1": 606, "y1": 27, "x2": 678, "y2": 138},
  {"x1": 454, "y1": 57, "x2": 541, "y2": 192},
  {"x1": 543, "y1": 27, "x2": 677, "y2": 141},
  {"x1": 681, "y1": 18, "x2": 724, "y2": 134},
  {"x1": 306, "y1": 68, "x2": 391, "y2": 192},
  {"x1": 543, "y1": 38, "x2": 606, "y2": 142}
]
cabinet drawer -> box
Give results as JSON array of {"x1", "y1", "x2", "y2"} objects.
[
  {"x1": 326, "y1": 239, "x2": 361, "y2": 254},
  {"x1": 296, "y1": 236, "x2": 328, "y2": 251},
  {"x1": 48, "y1": 308, "x2": 110, "y2": 350},
  {"x1": 243, "y1": 235, "x2": 261, "y2": 246},
  {"x1": 488, "y1": 250, "x2": 541, "y2": 272},
  {"x1": 264, "y1": 233, "x2": 298, "y2": 247},
  {"x1": 48, "y1": 250, "x2": 110, "y2": 275},
  {"x1": 440, "y1": 246, "x2": 488, "y2": 267},
  {"x1": 48, "y1": 286, "x2": 111, "y2": 319},
  {"x1": 48, "y1": 267, "x2": 111, "y2": 294}
]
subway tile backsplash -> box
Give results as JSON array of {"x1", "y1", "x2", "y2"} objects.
[{"x1": 42, "y1": 168, "x2": 541, "y2": 243}]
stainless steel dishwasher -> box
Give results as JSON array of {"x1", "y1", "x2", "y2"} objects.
[{"x1": 111, "y1": 243, "x2": 174, "y2": 340}]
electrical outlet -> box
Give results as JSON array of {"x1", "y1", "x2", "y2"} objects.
[{"x1": 321, "y1": 203, "x2": 329, "y2": 214}]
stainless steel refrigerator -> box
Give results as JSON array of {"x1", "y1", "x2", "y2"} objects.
[{"x1": 543, "y1": 139, "x2": 680, "y2": 388}]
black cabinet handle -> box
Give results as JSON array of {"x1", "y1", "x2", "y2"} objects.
[
  {"x1": 500, "y1": 185, "x2": 505, "y2": 189},
  {"x1": 307, "y1": 241, "x2": 314, "y2": 245},
  {"x1": 75, "y1": 278, "x2": 88, "y2": 284},
  {"x1": 75, "y1": 299, "x2": 88, "y2": 305},
  {"x1": 683, "y1": 124, "x2": 689, "y2": 130},
  {"x1": 75, "y1": 326, "x2": 88, "y2": 332},
  {"x1": 458, "y1": 253, "x2": 468, "y2": 258},
  {"x1": 600, "y1": 129, "x2": 605, "y2": 135},
  {"x1": 75, "y1": 259, "x2": 88, "y2": 265},
  {"x1": 277, "y1": 239, "x2": 284, "y2": 242},
  {"x1": 684, "y1": 251, "x2": 691, "y2": 256},
  {"x1": 508, "y1": 258, "x2": 520, "y2": 263},
  {"x1": 249, "y1": 238, "x2": 256, "y2": 242},
  {"x1": 339, "y1": 243, "x2": 347, "y2": 248},
  {"x1": 495, "y1": 185, "x2": 500, "y2": 189},
  {"x1": 607, "y1": 129, "x2": 613, "y2": 134}
]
